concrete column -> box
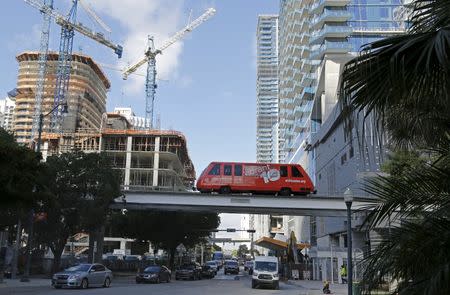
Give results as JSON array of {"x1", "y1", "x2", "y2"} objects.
[
  {"x1": 120, "y1": 239, "x2": 127, "y2": 250},
  {"x1": 124, "y1": 136, "x2": 132, "y2": 190},
  {"x1": 152, "y1": 137, "x2": 160, "y2": 187},
  {"x1": 42, "y1": 141, "x2": 49, "y2": 161}
]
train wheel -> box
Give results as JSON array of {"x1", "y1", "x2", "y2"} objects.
[
  {"x1": 279, "y1": 188, "x2": 291, "y2": 196},
  {"x1": 219, "y1": 186, "x2": 232, "y2": 194}
]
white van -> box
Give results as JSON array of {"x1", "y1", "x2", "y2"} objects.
[{"x1": 251, "y1": 256, "x2": 279, "y2": 289}]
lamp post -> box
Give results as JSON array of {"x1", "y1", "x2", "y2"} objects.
[
  {"x1": 344, "y1": 187, "x2": 354, "y2": 295},
  {"x1": 21, "y1": 103, "x2": 68, "y2": 282}
]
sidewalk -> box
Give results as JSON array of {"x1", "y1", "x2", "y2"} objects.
[
  {"x1": 0, "y1": 278, "x2": 51, "y2": 288},
  {"x1": 285, "y1": 279, "x2": 348, "y2": 295}
]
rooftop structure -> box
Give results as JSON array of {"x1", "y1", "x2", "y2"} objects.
[{"x1": 13, "y1": 51, "x2": 110, "y2": 144}]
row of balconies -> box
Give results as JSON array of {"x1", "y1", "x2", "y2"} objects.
[
  {"x1": 309, "y1": 25, "x2": 352, "y2": 45},
  {"x1": 310, "y1": 41, "x2": 353, "y2": 59},
  {"x1": 311, "y1": 9, "x2": 352, "y2": 29},
  {"x1": 310, "y1": 0, "x2": 351, "y2": 14}
]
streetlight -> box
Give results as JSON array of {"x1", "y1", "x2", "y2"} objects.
[
  {"x1": 21, "y1": 103, "x2": 68, "y2": 282},
  {"x1": 344, "y1": 187, "x2": 354, "y2": 295}
]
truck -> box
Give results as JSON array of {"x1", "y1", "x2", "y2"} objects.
[{"x1": 251, "y1": 256, "x2": 279, "y2": 289}]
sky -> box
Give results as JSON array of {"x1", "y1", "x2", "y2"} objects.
[{"x1": 0, "y1": 0, "x2": 279, "y2": 240}]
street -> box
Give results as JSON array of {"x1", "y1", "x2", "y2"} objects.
[{"x1": 0, "y1": 268, "x2": 330, "y2": 295}]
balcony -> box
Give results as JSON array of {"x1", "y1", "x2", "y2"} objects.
[
  {"x1": 310, "y1": 41, "x2": 352, "y2": 60},
  {"x1": 310, "y1": 0, "x2": 351, "y2": 14},
  {"x1": 294, "y1": 118, "x2": 309, "y2": 132},
  {"x1": 309, "y1": 25, "x2": 352, "y2": 45},
  {"x1": 311, "y1": 9, "x2": 351, "y2": 29},
  {"x1": 294, "y1": 100, "x2": 314, "y2": 116}
]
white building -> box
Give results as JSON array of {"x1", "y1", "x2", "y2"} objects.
[
  {"x1": 256, "y1": 15, "x2": 279, "y2": 163},
  {"x1": 113, "y1": 107, "x2": 151, "y2": 130},
  {"x1": 0, "y1": 96, "x2": 16, "y2": 131}
]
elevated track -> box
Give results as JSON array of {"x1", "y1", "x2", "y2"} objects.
[{"x1": 111, "y1": 191, "x2": 377, "y2": 217}]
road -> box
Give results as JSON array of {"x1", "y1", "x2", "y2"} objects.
[{"x1": 0, "y1": 268, "x2": 308, "y2": 295}]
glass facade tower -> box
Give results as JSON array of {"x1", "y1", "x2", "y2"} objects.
[{"x1": 256, "y1": 15, "x2": 280, "y2": 163}]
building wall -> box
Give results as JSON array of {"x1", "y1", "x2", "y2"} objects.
[
  {"x1": 0, "y1": 96, "x2": 16, "y2": 131},
  {"x1": 256, "y1": 15, "x2": 279, "y2": 163},
  {"x1": 13, "y1": 52, "x2": 110, "y2": 144}
]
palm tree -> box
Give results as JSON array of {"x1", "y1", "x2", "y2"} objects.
[
  {"x1": 340, "y1": 0, "x2": 450, "y2": 149},
  {"x1": 339, "y1": 1, "x2": 450, "y2": 294}
]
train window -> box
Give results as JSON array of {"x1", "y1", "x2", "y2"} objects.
[
  {"x1": 224, "y1": 165, "x2": 232, "y2": 176},
  {"x1": 235, "y1": 164, "x2": 242, "y2": 176},
  {"x1": 291, "y1": 166, "x2": 303, "y2": 177},
  {"x1": 280, "y1": 166, "x2": 288, "y2": 177},
  {"x1": 208, "y1": 164, "x2": 221, "y2": 175}
]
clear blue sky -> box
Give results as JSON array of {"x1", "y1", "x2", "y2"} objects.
[
  {"x1": 1, "y1": 0, "x2": 279, "y2": 175},
  {"x1": 1, "y1": 0, "x2": 279, "y2": 235}
]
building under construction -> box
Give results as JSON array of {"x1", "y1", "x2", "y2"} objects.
[
  {"x1": 40, "y1": 113, "x2": 196, "y2": 191},
  {"x1": 13, "y1": 51, "x2": 109, "y2": 144}
]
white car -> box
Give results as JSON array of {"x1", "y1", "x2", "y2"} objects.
[{"x1": 206, "y1": 260, "x2": 219, "y2": 273}]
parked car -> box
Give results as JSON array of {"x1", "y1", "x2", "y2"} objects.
[
  {"x1": 136, "y1": 265, "x2": 171, "y2": 284},
  {"x1": 175, "y1": 263, "x2": 202, "y2": 280},
  {"x1": 206, "y1": 261, "x2": 218, "y2": 273},
  {"x1": 52, "y1": 263, "x2": 112, "y2": 289},
  {"x1": 201, "y1": 265, "x2": 215, "y2": 279},
  {"x1": 244, "y1": 261, "x2": 254, "y2": 273},
  {"x1": 224, "y1": 260, "x2": 239, "y2": 275}
]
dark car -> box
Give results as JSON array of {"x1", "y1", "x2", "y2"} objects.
[
  {"x1": 51, "y1": 264, "x2": 112, "y2": 289},
  {"x1": 175, "y1": 263, "x2": 202, "y2": 280},
  {"x1": 224, "y1": 260, "x2": 239, "y2": 275},
  {"x1": 201, "y1": 265, "x2": 215, "y2": 279},
  {"x1": 245, "y1": 261, "x2": 254, "y2": 273},
  {"x1": 136, "y1": 265, "x2": 171, "y2": 284}
]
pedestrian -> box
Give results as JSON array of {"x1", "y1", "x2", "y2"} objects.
[{"x1": 340, "y1": 265, "x2": 347, "y2": 284}]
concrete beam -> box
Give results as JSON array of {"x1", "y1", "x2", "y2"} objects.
[{"x1": 111, "y1": 191, "x2": 377, "y2": 217}]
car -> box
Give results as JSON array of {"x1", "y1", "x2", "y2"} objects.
[
  {"x1": 175, "y1": 263, "x2": 202, "y2": 280},
  {"x1": 244, "y1": 261, "x2": 254, "y2": 273},
  {"x1": 201, "y1": 265, "x2": 215, "y2": 279},
  {"x1": 136, "y1": 265, "x2": 171, "y2": 284},
  {"x1": 251, "y1": 256, "x2": 279, "y2": 289},
  {"x1": 205, "y1": 261, "x2": 218, "y2": 273},
  {"x1": 124, "y1": 255, "x2": 140, "y2": 261},
  {"x1": 224, "y1": 260, "x2": 239, "y2": 275},
  {"x1": 51, "y1": 263, "x2": 113, "y2": 289}
]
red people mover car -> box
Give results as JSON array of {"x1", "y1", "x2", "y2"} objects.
[{"x1": 196, "y1": 162, "x2": 315, "y2": 196}]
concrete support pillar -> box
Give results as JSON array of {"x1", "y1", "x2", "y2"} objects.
[
  {"x1": 124, "y1": 136, "x2": 132, "y2": 190},
  {"x1": 120, "y1": 239, "x2": 127, "y2": 250},
  {"x1": 152, "y1": 137, "x2": 160, "y2": 187}
]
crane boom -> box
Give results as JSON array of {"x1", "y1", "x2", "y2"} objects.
[
  {"x1": 122, "y1": 8, "x2": 216, "y2": 79},
  {"x1": 79, "y1": 0, "x2": 112, "y2": 33},
  {"x1": 25, "y1": 0, "x2": 122, "y2": 58}
]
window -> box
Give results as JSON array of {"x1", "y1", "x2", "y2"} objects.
[
  {"x1": 235, "y1": 164, "x2": 242, "y2": 176},
  {"x1": 208, "y1": 164, "x2": 221, "y2": 175},
  {"x1": 380, "y1": 7, "x2": 389, "y2": 18},
  {"x1": 224, "y1": 165, "x2": 232, "y2": 176},
  {"x1": 280, "y1": 166, "x2": 288, "y2": 177},
  {"x1": 349, "y1": 146, "x2": 354, "y2": 158},
  {"x1": 291, "y1": 166, "x2": 303, "y2": 177},
  {"x1": 96, "y1": 265, "x2": 105, "y2": 272}
]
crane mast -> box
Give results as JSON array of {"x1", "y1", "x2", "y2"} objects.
[
  {"x1": 31, "y1": 0, "x2": 53, "y2": 141},
  {"x1": 122, "y1": 8, "x2": 216, "y2": 128},
  {"x1": 24, "y1": 0, "x2": 123, "y2": 132}
]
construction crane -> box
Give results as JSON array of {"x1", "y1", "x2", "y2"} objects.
[
  {"x1": 122, "y1": 8, "x2": 216, "y2": 129},
  {"x1": 24, "y1": 0, "x2": 123, "y2": 131},
  {"x1": 30, "y1": 0, "x2": 54, "y2": 141}
]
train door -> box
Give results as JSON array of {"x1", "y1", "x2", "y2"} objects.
[
  {"x1": 233, "y1": 164, "x2": 244, "y2": 189},
  {"x1": 290, "y1": 165, "x2": 307, "y2": 192},
  {"x1": 221, "y1": 163, "x2": 233, "y2": 186}
]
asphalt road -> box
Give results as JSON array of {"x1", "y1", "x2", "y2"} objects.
[{"x1": 0, "y1": 269, "x2": 304, "y2": 295}]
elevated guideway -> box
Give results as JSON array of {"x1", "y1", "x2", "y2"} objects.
[{"x1": 111, "y1": 191, "x2": 377, "y2": 217}]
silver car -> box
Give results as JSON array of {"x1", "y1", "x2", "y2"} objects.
[{"x1": 52, "y1": 263, "x2": 113, "y2": 289}]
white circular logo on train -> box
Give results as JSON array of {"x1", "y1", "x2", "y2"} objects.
[{"x1": 267, "y1": 169, "x2": 280, "y2": 181}]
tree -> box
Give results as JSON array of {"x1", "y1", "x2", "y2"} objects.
[
  {"x1": 340, "y1": 0, "x2": 450, "y2": 149},
  {"x1": 110, "y1": 211, "x2": 220, "y2": 269},
  {"x1": 237, "y1": 244, "x2": 249, "y2": 258},
  {"x1": 339, "y1": 1, "x2": 450, "y2": 294},
  {"x1": 0, "y1": 128, "x2": 42, "y2": 228},
  {"x1": 34, "y1": 152, "x2": 121, "y2": 270},
  {"x1": 381, "y1": 149, "x2": 426, "y2": 177}
]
